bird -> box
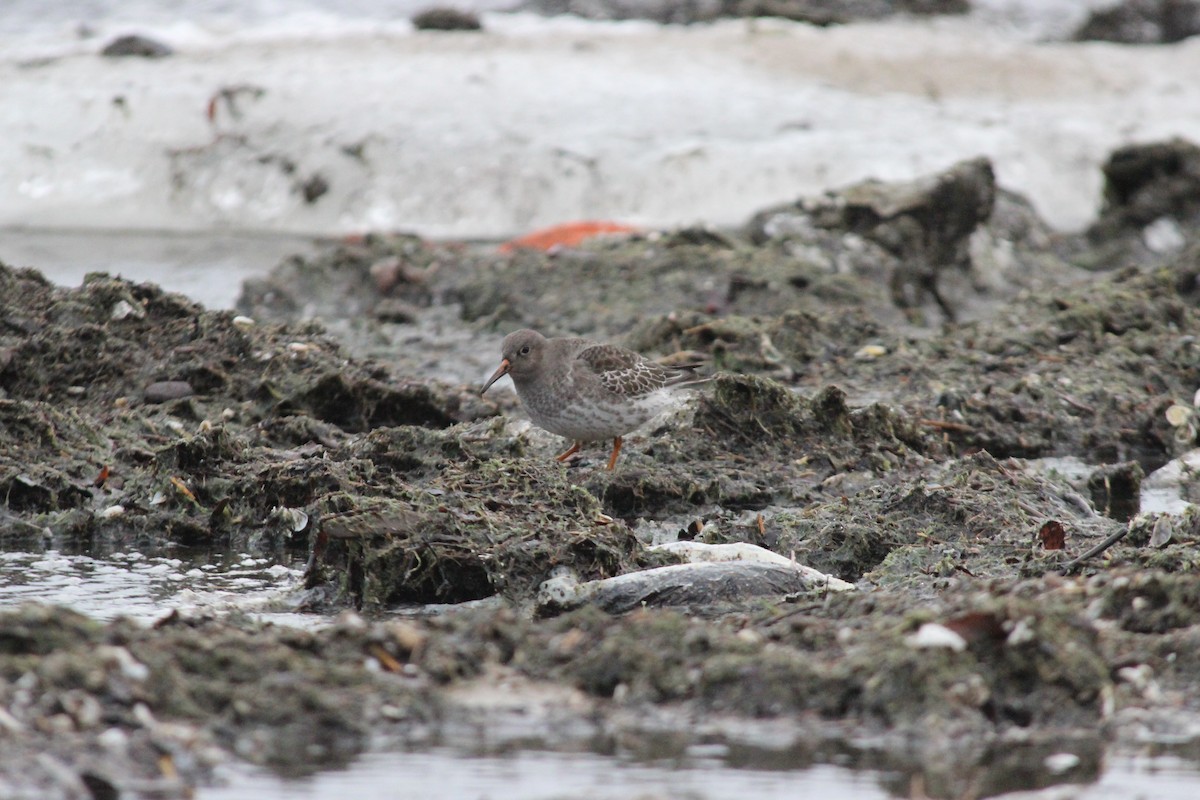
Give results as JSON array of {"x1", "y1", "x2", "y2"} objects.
[{"x1": 480, "y1": 329, "x2": 707, "y2": 470}]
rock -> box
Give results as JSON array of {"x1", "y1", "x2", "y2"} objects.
[
  {"x1": 515, "y1": 0, "x2": 724, "y2": 24},
  {"x1": 373, "y1": 298, "x2": 420, "y2": 324},
  {"x1": 297, "y1": 173, "x2": 329, "y2": 203},
  {"x1": 537, "y1": 560, "x2": 837, "y2": 616},
  {"x1": 1079, "y1": 138, "x2": 1200, "y2": 269},
  {"x1": 536, "y1": 542, "x2": 852, "y2": 618},
  {"x1": 309, "y1": 460, "x2": 645, "y2": 608},
  {"x1": 746, "y1": 157, "x2": 996, "y2": 321},
  {"x1": 1088, "y1": 461, "x2": 1144, "y2": 522},
  {"x1": 100, "y1": 34, "x2": 173, "y2": 58},
  {"x1": 412, "y1": 8, "x2": 484, "y2": 30},
  {"x1": 1073, "y1": 0, "x2": 1200, "y2": 44},
  {"x1": 1098, "y1": 139, "x2": 1200, "y2": 228},
  {"x1": 732, "y1": 0, "x2": 966, "y2": 26},
  {"x1": 514, "y1": 0, "x2": 965, "y2": 25},
  {"x1": 650, "y1": 540, "x2": 856, "y2": 591},
  {"x1": 236, "y1": 234, "x2": 438, "y2": 322},
  {"x1": 143, "y1": 380, "x2": 195, "y2": 403}
]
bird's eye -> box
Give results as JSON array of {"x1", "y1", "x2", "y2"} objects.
[{"x1": 519, "y1": 345, "x2": 531, "y2": 356}]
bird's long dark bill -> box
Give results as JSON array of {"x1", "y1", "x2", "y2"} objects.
[{"x1": 480, "y1": 359, "x2": 511, "y2": 395}]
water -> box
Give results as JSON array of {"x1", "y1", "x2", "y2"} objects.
[
  {"x1": 197, "y1": 744, "x2": 1200, "y2": 800},
  {"x1": 1, "y1": 227, "x2": 316, "y2": 309},
  {"x1": 0, "y1": 549, "x2": 309, "y2": 625},
  {"x1": 201, "y1": 747, "x2": 894, "y2": 800},
  {"x1": 1083, "y1": 754, "x2": 1200, "y2": 800},
  {"x1": 1141, "y1": 449, "x2": 1200, "y2": 516}
]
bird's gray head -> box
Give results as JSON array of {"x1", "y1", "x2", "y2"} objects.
[{"x1": 480, "y1": 328, "x2": 547, "y2": 394}]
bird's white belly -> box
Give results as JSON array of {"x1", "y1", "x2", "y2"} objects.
[{"x1": 521, "y1": 388, "x2": 672, "y2": 442}]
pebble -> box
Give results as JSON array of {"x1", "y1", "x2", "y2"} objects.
[
  {"x1": 412, "y1": 8, "x2": 483, "y2": 30},
  {"x1": 854, "y1": 344, "x2": 888, "y2": 360},
  {"x1": 101, "y1": 34, "x2": 173, "y2": 58},
  {"x1": 905, "y1": 623, "x2": 967, "y2": 652},
  {"x1": 1044, "y1": 752, "x2": 1081, "y2": 774},
  {"x1": 98, "y1": 505, "x2": 126, "y2": 520},
  {"x1": 143, "y1": 381, "x2": 194, "y2": 403}
]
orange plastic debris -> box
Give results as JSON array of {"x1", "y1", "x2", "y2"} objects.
[
  {"x1": 498, "y1": 221, "x2": 639, "y2": 253},
  {"x1": 170, "y1": 476, "x2": 196, "y2": 503}
]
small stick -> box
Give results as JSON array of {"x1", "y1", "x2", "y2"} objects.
[
  {"x1": 1058, "y1": 393, "x2": 1096, "y2": 415},
  {"x1": 919, "y1": 418, "x2": 974, "y2": 433},
  {"x1": 1059, "y1": 526, "x2": 1131, "y2": 574}
]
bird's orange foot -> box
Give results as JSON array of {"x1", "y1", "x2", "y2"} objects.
[
  {"x1": 605, "y1": 437, "x2": 624, "y2": 471},
  {"x1": 555, "y1": 441, "x2": 582, "y2": 462}
]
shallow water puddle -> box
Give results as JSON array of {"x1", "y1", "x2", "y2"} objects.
[
  {"x1": 0, "y1": 550, "x2": 307, "y2": 625},
  {"x1": 1080, "y1": 753, "x2": 1200, "y2": 800},
  {"x1": 196, "y1": 745, "x2": 1200, "y2": 800},
  {"x1": 199, "y1": 747, "x2": 893, "y2": 800}
]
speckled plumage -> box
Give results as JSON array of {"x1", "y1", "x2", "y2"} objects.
[{"x1": 480, "y1": 329, "x2": 706, "y2": 469}]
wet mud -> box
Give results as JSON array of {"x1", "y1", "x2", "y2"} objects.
[{"x1": 2, "y1": 140, "x2": 1200, "y2": 798}]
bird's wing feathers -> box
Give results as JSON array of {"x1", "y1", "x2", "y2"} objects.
[{"x1": 576, "y1": 344, "x2": 692, "y2": 397}]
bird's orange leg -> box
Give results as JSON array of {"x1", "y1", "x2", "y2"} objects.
[
  {"x1": 605, "y1": 437, "x2": 624, "y2": 471},
  {"x1": 555, "y1": 441, "x2": 582, "y2": 462}
]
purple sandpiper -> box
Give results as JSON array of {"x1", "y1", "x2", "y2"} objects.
[{"x1": 481, "y1": 329, "x2": 706, "y2": 470}]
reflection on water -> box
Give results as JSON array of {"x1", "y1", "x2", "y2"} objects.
[
  {"x1": 1085, "y1": 753, "x2": 1200, "y2": 799},
  {"x1": 200, "y1": 747, "x2": 893, "y2": 800},
  {"x1": 0, "y1": 549, "x2": 308, "y2": 625},
  {"x1": 195, "y1": 744, "x2": 1200, "y2": 800}
]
